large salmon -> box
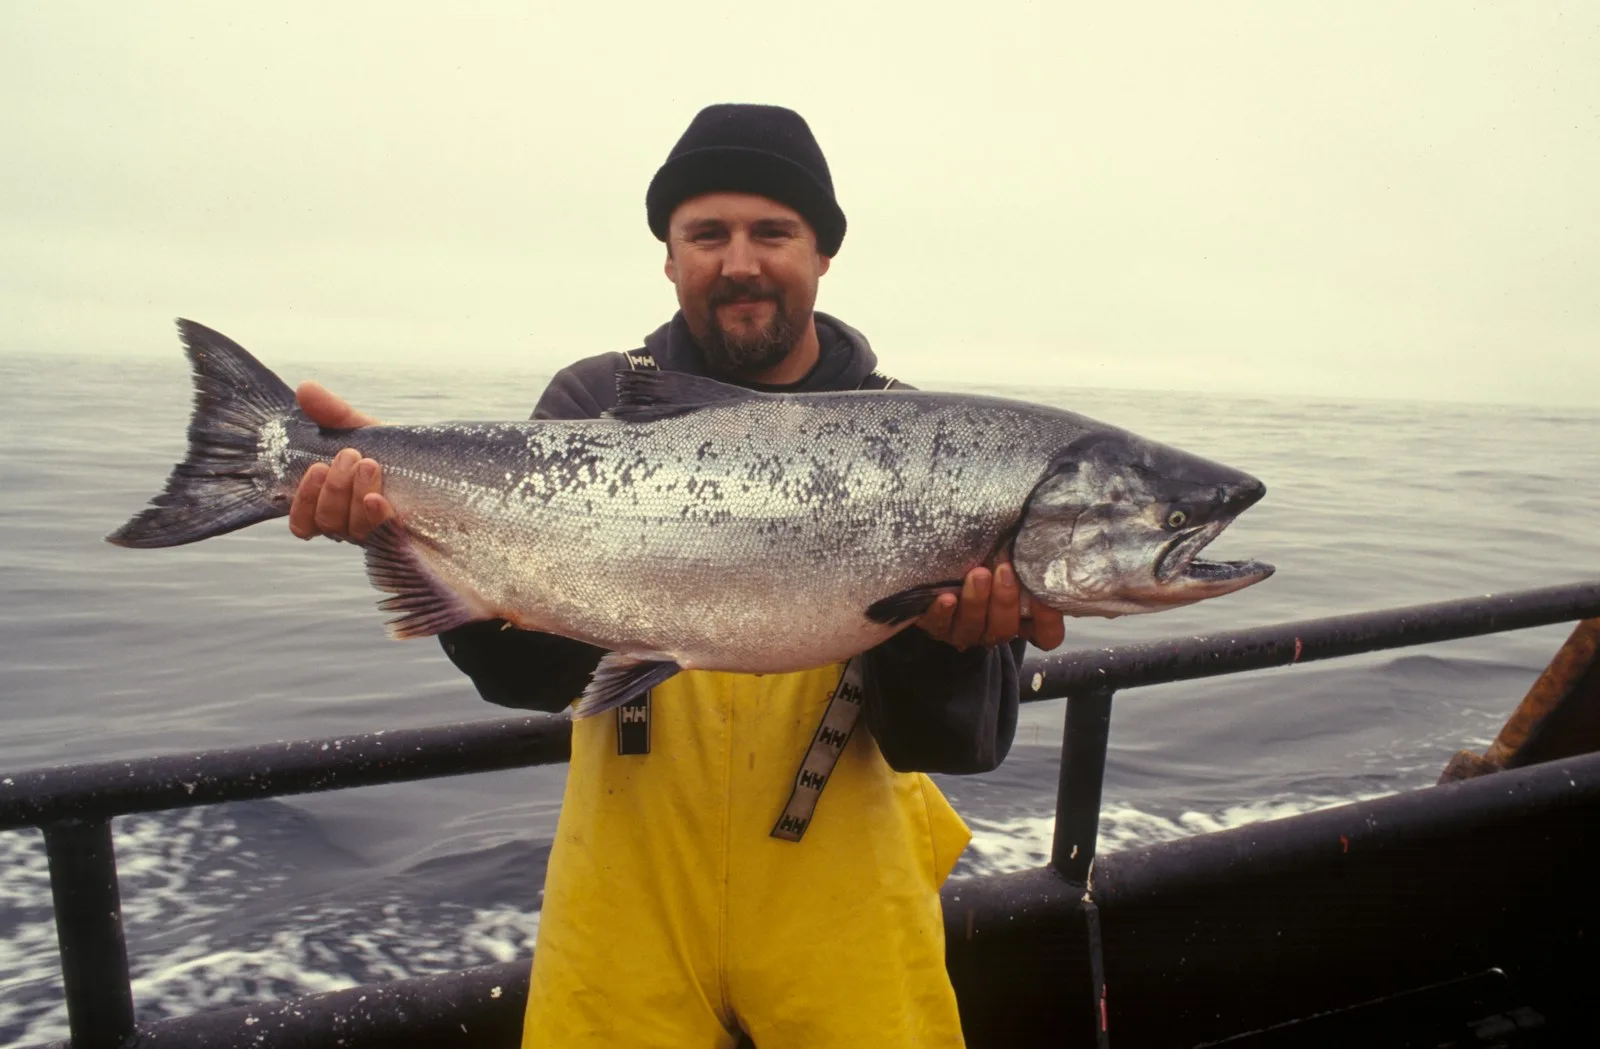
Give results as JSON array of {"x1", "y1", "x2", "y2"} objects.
[{"x1": 110, "y1": 320, "x2": 1273, "y2": 715}]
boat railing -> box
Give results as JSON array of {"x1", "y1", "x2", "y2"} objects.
[{"x1": 5, "y1": 579, "x2": 1599, "y2": 1049}]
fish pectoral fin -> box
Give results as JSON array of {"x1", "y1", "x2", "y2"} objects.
[
  {"x1": 573, "y1": 654, "x2": 683, "y2": 719},
  {"x1": 865, "y1": 580, "x2": 966, "y2": 626},
  {"x1": 604, "y1": 370, "x2": 769, "y2": 423},
  {"x1": 364, "y1": 520, "x2": 488, "y2": 639}
]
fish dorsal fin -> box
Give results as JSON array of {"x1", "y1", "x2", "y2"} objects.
[{"x1": 606, "y1": 370, "x2": 768, "y2": 422}]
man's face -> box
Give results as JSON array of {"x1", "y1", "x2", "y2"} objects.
[{"x1": 665, "y1": 192, "x2": 831, "y2": 377}]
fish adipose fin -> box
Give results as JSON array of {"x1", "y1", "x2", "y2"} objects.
[
  {"x1": 605, "y1": 370, "x2": 769, "y2": 423},
  {"x1": 364, "y1": 520, "x2": 487, "y2": 639},
  {"x1": 865, "y1": 580, "x2": 966, "y2": 626},
  {"x1": 107, "y1": 319, "x2": 298, "y2": 548},
  {"x1": 573, "y1": 654, "x2": 683, "y2": 719}
]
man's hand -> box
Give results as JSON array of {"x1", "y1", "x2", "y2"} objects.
[
  {"x1": 914, "y1": 559, "x2": 1067, "y2": 652},
  {"x1": 287, "y1": 381, "x2": 397, "y2": 544}
]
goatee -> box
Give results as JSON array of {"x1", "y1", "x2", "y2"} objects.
[{"x1": 698, "y1": 282, "x2": 800, "y2": 377}]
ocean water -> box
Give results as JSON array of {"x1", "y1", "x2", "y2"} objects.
[{"x1": 1, "y1": 348, "x2": 1597, "y2": 1046}]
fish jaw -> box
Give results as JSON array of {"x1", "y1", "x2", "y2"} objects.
[
  {"x1": 1013, "y1": 432, "x2": 1274, "y2": 617},
  {"x1": 1143, "y1": 513, "x2": 1276, "y2": 607}
]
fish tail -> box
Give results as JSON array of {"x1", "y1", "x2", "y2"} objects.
[{"x1": 106, "y1": 319, "x2": 299, "y2": 548}]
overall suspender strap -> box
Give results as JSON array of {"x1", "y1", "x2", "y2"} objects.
[
  {"x1": 616, "y1": 349, "x2": 659, "y2": 755},
  {"x1": 771, "y1": 657, "x2": 866, "y2": 842}
]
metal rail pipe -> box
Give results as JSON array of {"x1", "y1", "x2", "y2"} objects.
[
  {"x1": 0, "y1": 714, "x2": 571, "y2": 832},
  {"x1": 1022, "y1": 579, "x2": 1600, "y2": 700}
]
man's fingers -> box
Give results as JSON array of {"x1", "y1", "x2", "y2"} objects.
[
  {"x1": 914, "y1": 592, "x2": 959, "y2": 640},
  {"x1": 296, "y1": 381, "x2": 379, "y2": 429},
  {"x1": 981, "y1": 562, "x2": 1023, "y2": 647},
  {"x1": 347, "y1": 459, "x2": 384, "y2": 542},
  {"x1": 363, "y1": 492, "x2": 397, "y2": 530},
  {"x1": 313, "y1": 448, "x2": 361, "y2": 538},
  {"x1": 948, "y1": 568, "x2": 992, "y2": 650},
  {"x1": 288, "y1": 463, "x2": 330, "y2": 539},
  {"x1": 1027, "y1": 605, "x2": 1067, "y2": 651}
]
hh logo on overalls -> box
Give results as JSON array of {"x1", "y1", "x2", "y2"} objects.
[{"x1": 616, "y1": 695, "x2": 651, "y2": 755}]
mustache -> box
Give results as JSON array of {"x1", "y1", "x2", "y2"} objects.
[{"x1": 706, "y1": 280, "x2": 783, "y2": 310}]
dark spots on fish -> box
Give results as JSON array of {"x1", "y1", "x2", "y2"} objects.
[
  {"x1": 930, "y1": 429, "x2": 964, "y2": 461},
  {"x1": 684, "y1": 476, "x2": 726, "y2": 502},
  {"x1": 741, "y1": 451, "x2": 790, "y2": 488},
  {"x1": 696, "y1": 440, "x2": 716, "y2": 462},
  {"x1": 775, "y1": 458, "x2": 853, "y2": 508},
  {"x1": 807, "y1": 420, "x2": 850, "y2": 441},
  {"x1": 858, "y1": 432, "x2": 905, "y2": 477},
  {"x1": 613, "y1": 452, "x2": 660, "y2": 490},
  {"x1": 677, "y1": 504, "x2": 734, "y2": 525},
  {"x1": 499, "y1": 431, "x2": 646, "y2": 506},
  {"x1": 757, "y1": 519, "x2": 805, "y2": 538}
]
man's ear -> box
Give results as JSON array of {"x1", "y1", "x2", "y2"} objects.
[
  {"x1": 664, "y1": 246, "x2": 677, "y2": 283},
  {"x1": 819, "y1": 254, "x2": 831, "y2": 277}
]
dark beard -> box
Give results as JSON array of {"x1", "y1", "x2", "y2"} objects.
[{"x1": 698, "y1": 281, "x2": 800, "y2": 377}]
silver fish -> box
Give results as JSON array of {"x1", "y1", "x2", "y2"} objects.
[{"x1": 110, "y1": 320, "x2": 1274, "y2": 716}]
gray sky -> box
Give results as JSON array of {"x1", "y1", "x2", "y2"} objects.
[{"x1": 4, "y1": 1, "x2": 1597, "y2": 405}]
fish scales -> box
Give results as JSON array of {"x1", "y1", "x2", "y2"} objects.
[{"x1": 270, "y1": 395, "x2": 1087, "y2": 672}]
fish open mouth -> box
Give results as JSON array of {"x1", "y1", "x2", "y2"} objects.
[{"x1": 1154, "y1": 519, "x2": 1274, "y2": 587}]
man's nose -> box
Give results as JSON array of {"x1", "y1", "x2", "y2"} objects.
[{"x1": 721, "y1": 233, "x2": 760, "y2": 279}]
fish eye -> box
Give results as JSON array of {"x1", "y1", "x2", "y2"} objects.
[{"x1": 1165, "y1": 509, "x2": 1189, "y2": 529}]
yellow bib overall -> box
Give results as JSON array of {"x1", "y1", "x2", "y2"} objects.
[{"x1": 522, "y1": 664, "x2": 972, "y2": 1047}]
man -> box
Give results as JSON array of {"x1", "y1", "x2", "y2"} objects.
[{"x1": 289, "y1": 103, "x2": 1065, "y2": 1048}]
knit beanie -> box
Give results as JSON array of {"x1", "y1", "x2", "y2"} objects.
[{"x1": 646, "y1": 104, "x2": 847, "y2": 257}]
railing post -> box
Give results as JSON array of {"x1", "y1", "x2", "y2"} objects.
[
  {"x1": 43, "y1": 817, "x2": 135, "y2": 1049},
  {"x1": 1051, "y1": 688, "x2": 1116, "y2": 1048},
  {"x1": 1052, "y1": 687, "x2": 1115, "y2": 884}
]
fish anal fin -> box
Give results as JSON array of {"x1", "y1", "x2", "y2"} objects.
[
  {"x1": 605, "y1": 370, "x2": 769, "y2": 423},
  {"x1": 364, "y1": 520, "x2": 488, "y2": 639},
  {"x1": 865, "y1": 580, "x2": 966, "y2": 626},
  {"x1": 573, "y1": 654, "x2": 683, "y2": 719}
]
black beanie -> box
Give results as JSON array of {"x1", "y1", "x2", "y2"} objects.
[{"x1": 646, "y1": 103, "x2": 847, "y2": 257}]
